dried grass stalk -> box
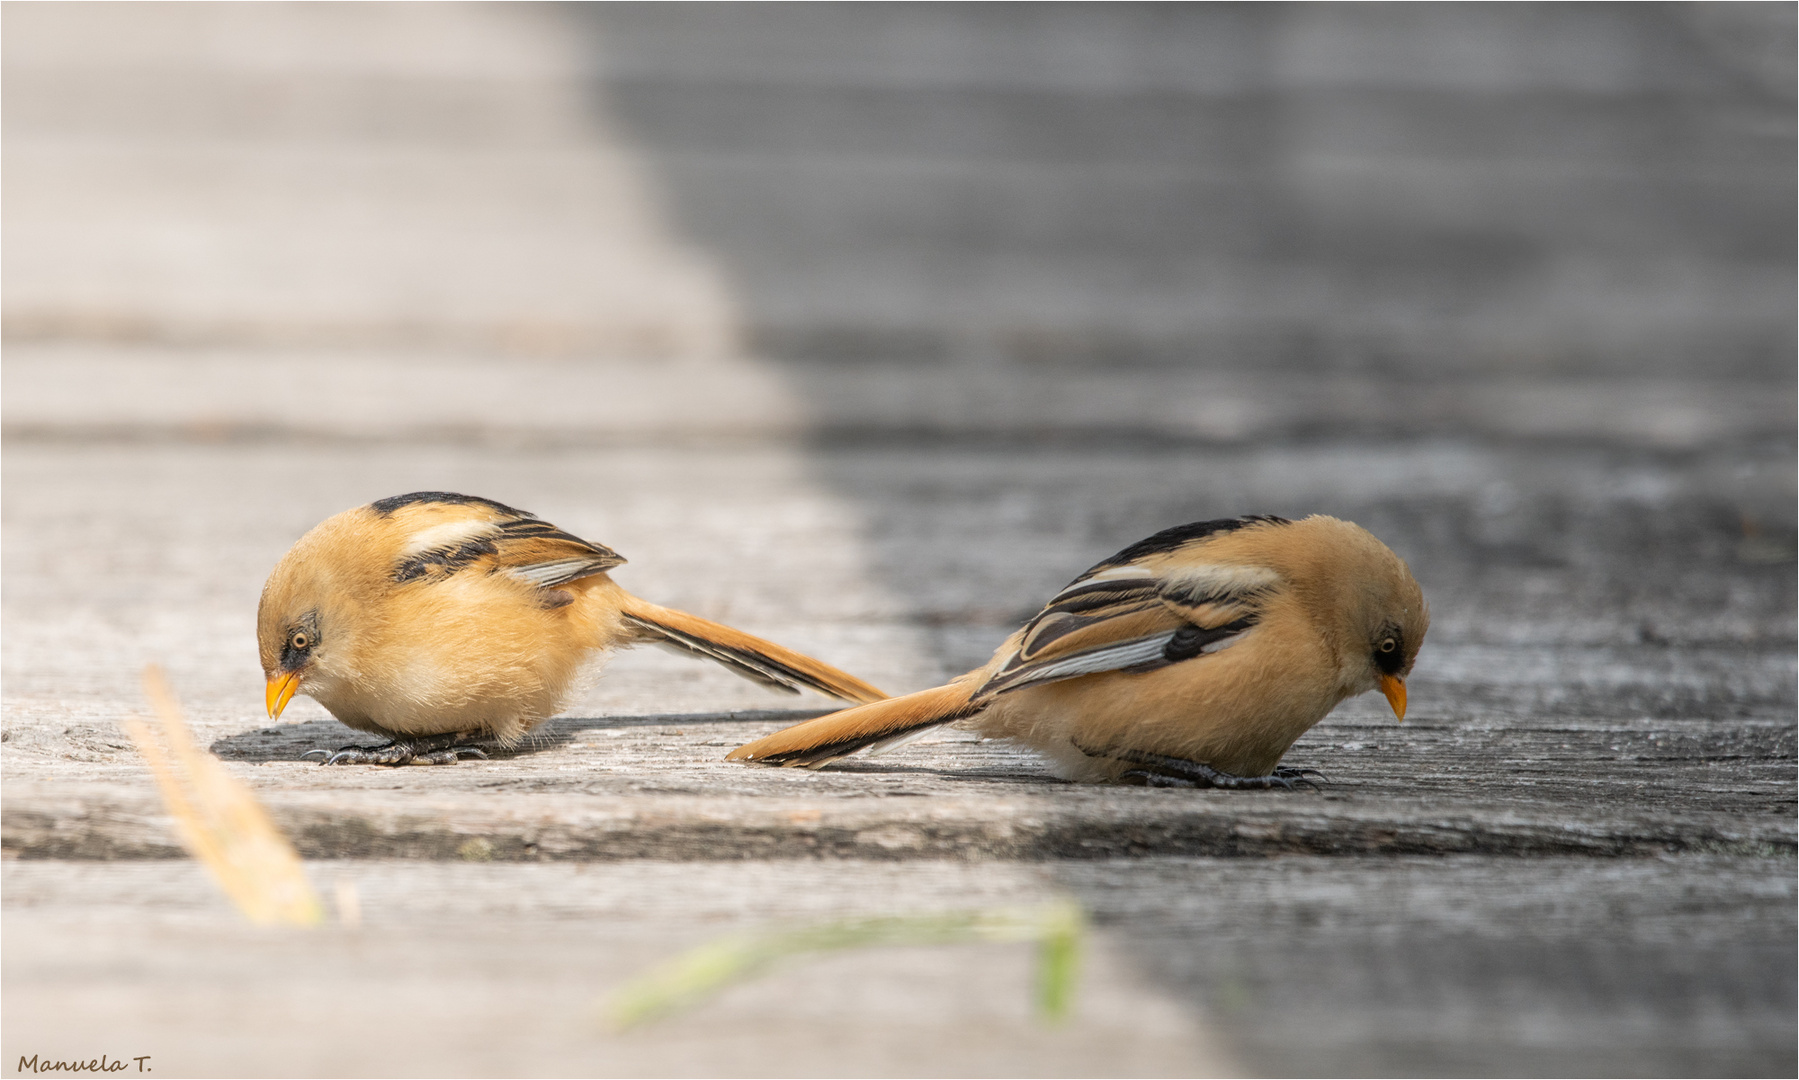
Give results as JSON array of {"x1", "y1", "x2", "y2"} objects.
[{"x1": 123, "y1": 666, "x2": 323, "y2": 926}]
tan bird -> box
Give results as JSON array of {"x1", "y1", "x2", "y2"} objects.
[
  {"x1": 259, "y1": 492, "x2": 887, "y2": 765},
  {"x1": 729, "y1": 515, "x2": 1426, "y2": 788}
]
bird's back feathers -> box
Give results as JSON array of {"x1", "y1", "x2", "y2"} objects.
[
  {"x1": 1082, "y1": 515, "x2": 1289, "y2": 573},
  {"x1": 373, "y1": 494, "x2": 885, "y2": 704},
  {"x1": 380, "y1": 497, "x2": 626, "y2": 588}
]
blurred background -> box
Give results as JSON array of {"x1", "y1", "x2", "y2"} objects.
[{"x1": 4, "y1": 3, "x2": 1794, "y2": 1077}]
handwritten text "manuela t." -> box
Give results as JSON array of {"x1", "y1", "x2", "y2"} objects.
[{"x1": 16, "y1": 1056, "x2": 150, "y2": 1074}]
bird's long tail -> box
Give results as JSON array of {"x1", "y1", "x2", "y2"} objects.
[
  {"x1": 727, "y1": 676, "x2": 985, "y2": 768},
  {"x1": 618, "y1": 597, "x2": 887, "y2": 705}
]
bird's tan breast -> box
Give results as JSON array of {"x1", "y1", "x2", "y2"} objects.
[{"x1": 314, "y1": 570, "x2": 603, "y2": 740}]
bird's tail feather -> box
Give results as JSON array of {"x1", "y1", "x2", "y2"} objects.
[
  {"x1": 619, "y1": 598, "x2": 887, "y2": 705},
  {"x1": 727, "y1": 678, "x2": 984, "y2": 768}
]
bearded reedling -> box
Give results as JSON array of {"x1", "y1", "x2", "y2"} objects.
[
  {"x1": 260, "y1": 492, "x2": 886, "y2": 765},
  {"x1": 730, "y1": 516, "x2": 1425, "y2": 788}
]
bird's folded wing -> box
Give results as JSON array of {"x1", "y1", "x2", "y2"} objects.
[
  {"x1": 485, "y1": 517, "x2": 626, "y2": 587},
  {"x1": 390, "y1": 503, "x2": 625, "y2": 588},
  {"x1": 975, "y1": 562, "x2": 1275, "y2": 698}
]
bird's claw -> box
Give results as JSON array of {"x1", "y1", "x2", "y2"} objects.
[
  {"x1": 1274, "y1": 765, "x2": 1330, "y2": 784},
  {"x1": 1113, "y1": 749, "x2": 1323, "y2": 791},
  {"x1": 412, "y1": 747, "x2": 488, "y2": 765},
  {"x1": 322, "y1": 743, "x2": 414, "y2": 766},
  {"x1": 307, "y1": 740, "x2": 488, "y2": 766}
]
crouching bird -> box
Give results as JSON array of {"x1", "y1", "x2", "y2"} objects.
[
  {"x1": 728, "y1": 515, "x2": 1425, "y2": 788},
  {"x1": 259, "y1": 492, "x2": 887, "y2": 765}
]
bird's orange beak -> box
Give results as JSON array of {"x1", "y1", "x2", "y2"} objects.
[
  {"x1": 1379, "y1": 673, "x2": 1407, "y2": 722},
  {"x1": 266, "y1": 671, "x2": 301, "y2": 720}
]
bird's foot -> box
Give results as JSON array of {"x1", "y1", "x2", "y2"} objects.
[
  {"x1": 1273, "y1": 765, "x2": 1329, "y2": 783},
  {"x1": 1114, "y1": 749, "x2": 1323, "y2": 791},
  {"x1": 301, "y1": 738, "x2": 489, "y2": 766}
]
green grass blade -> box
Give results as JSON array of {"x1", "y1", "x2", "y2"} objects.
[{"x1": 603, "y1": 902, "x2": 1086, "y2": 1029}]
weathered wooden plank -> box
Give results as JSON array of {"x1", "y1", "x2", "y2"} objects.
[{"x1": 7, "y1": 714, "x2": 1791, "y2": 861}]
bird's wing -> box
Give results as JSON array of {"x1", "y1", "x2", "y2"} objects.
[
  {"x1": 975, "y1": 558, "x2": 1278, "y2": 699},
  {"x1": 483, "y1": 516, "x2": 627, "y2": 587},
  {"x1": 384, "y1": 496, "x2": 625, "y2": 588}
]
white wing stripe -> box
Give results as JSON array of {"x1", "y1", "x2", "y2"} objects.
[
  {"x1": 505, "y1": 559, "x2": 602, "y2": 586},
  {"x1": 401, "y1": 519, "x2": 500, "y2": 556},
  {"x1": 1013, "y1": 632, "x2": 1176, "y2": 684},
  {"x1": 1162, "y1": 562, "x2": 1280, "y2": 597},
  {"x1": 1087, "y1": 565, "x2": 1154, "y2": 581}
]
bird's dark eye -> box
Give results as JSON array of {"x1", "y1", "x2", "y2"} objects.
[
  {"x1": 289, "y1": 631, "x2": 310, "y2": 651},
  {"x1": 1378, "y1": 638, "x2": 1397, "y2": 653}
]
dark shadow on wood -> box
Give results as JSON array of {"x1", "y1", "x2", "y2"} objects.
[{"x1": 208, "y1": 709, "x2": 840, "y2": 763}]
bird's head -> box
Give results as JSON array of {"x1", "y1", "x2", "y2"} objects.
[
  {"x1": 1278, "y1": 516, "x2": 1428, "y2": 721},
  {"x1": 1361, "y1": 595, "x2": 1427, "y2": 722},
  {"x1": 257, "y1": 509, "x2": 376, "y2": 720},
  {"x1": 1336, "y1": 526, "x2": 1428, "y2": 721}
]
